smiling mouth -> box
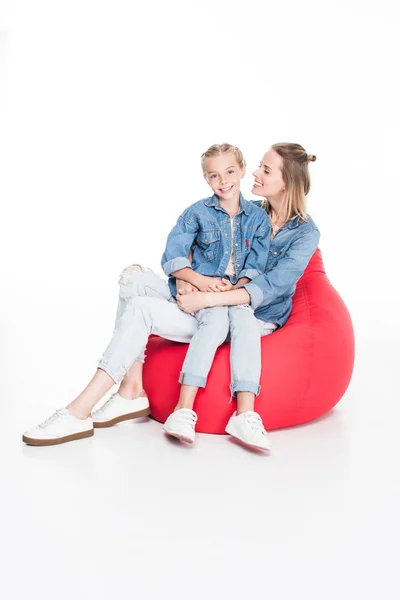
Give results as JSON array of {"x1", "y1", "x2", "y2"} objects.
[
  {"x1": 253, "y1": 181, "x2": 263, "y2": 187},
  {"x1": 220, "y1": 185, "x2": 234, "y2": 192}
]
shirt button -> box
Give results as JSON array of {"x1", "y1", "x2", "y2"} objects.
[
  {"x1": 225, "y1": 233, "x2": 228, "y2": 237},
  {"x1": 273, "y1": 251, "x2": 277, "y2": 255},
  {"x1": 236, "y1": 263, "x2": 240, "y2": 267},
  {"x1": 235, "y1": 243, "x2": 238, "y2": 246}
]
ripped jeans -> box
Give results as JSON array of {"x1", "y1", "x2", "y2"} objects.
[{"x1": 97, "y1": 266, "x2": 277, "y2": 396}]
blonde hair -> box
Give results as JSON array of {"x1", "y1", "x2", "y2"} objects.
[
  {"x1": 201, "y1": 143, "x2": 246, "y2": 174},
  {"x1": 262, "y1": 143, "x2": 317, "y2": 223}
]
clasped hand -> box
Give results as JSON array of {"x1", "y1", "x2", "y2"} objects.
[{"x1": 176, "y1": 276, "x2": 233, "y2": 314}]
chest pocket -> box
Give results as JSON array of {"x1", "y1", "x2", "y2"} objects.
[
  {"x1": 197, "y1": 228, "x2": 221, "y2": 261},
  {"x1": 266, "y1": 245, "x2": 285, "y2": 269}
]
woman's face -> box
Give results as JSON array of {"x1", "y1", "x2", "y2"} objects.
[{"x1": 252, "y1": 150, "x2": 285, "y2": 199}]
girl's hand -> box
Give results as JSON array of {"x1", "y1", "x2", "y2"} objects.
[
  {"x1": 176, "y1": 279, "x2": 198, "y2": 295},
  {"x1": 215, "y1": 278, "x2": 234, "y2": 292},
  {"x1": 177, "y1": 291, "x2": 211, "y2": 314}
]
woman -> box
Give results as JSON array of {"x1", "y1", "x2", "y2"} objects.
[{"x1": 22, "y1": 143, "x2": 320, "y2": 451}]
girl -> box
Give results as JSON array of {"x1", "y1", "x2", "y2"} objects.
[
  {"x1": 161, "y1": 144, "x2": 272, "y2": 446},
  {"x1": 22, "y1": 144, "x2": 274, "y2": 450}
]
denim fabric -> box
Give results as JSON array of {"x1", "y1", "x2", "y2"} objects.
[
  {"x1": 161, "y1": 193, "x2": 271, "y2": 297},
  {"x1": 179, "y1": 304, "x2": 274, "y2": 396},
  {"x1": 98, "y1": 266, "x2": 274, "y2": 394},
  {"x1": 241, "y1": 201, "x2": 321, "y2": 327}
]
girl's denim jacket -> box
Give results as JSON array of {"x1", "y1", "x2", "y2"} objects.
[
  {"x1": 161, "y1": 194, "x2": 271, "y2": 297},
  {"x1": 241, "y1": 200, "x2": 321, "y2": 327}
]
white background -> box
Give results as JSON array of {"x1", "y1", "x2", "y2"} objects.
[{"x1": 1, "y1": 1, "x2": 399, "y2": 599}]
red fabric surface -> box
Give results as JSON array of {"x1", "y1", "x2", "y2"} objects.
[{"x1": 143, "y1": 249, "x2": 355, "y2": 433}]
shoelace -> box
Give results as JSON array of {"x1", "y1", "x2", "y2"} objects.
[
  {"x1": 244, "y1": 412, "x2": 267, "y2": 435},
  {"x1": 95, "y1": 394, "x2": 117, "y2": 413},
  {"x1": 174, "y1": 411, "x2": 197, "y2": 427},
  {"x1": 38, "y1": 409, "x2": 65, "y2": 429}
]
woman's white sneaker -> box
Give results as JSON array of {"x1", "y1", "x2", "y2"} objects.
[
  {"x1": 163, "y1": 408, "x2": 197, "y2": 443},
  {"x1": 22, "y1": 409, "x2": 94, "y2": 446},
  {"x1": 92, "y1": 392, "x2": 150, "y2": 427},
  {"x1": 225, "y1": 411, "x2": 271, "y2": 451}
]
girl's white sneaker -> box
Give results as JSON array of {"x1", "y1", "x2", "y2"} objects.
[
  {"x1": 163, "y1": 408, "x2": 197, "y2": 443},
  {"x1": 225, "y1": 411, "x2": 271, "y2": 451},
  {"x1": 92, "y1": 393, "x2": 150, "y2": 427},
  {"x1": 22, "y1": 409, "x2": 94, "y2": 446}
]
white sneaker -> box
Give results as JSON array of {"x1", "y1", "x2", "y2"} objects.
[
  {"x1": 92, "y1": 392, "x2": 150, "y2": 428},
  {"x1": 225, "y1": 411, "x2": 271, "y2": 451},
  {"x1": 163, "y1": 408, "x2": 197, "y2": 443},
  {"x1": 22, "y1": 408, "x2": 94, "y2": 446}
]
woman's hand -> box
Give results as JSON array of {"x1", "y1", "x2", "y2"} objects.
[
  {"x1": 214, "y1": 278, "x2": 234, "y2": 292},
  {"x1": 176, "y1": 279, "x2": 198, "y2": 295},
  {"x1": 196, "y1": 275, "x2": 223, "y2": 293},
  {"x1": 177, "y1": 291, "x2": 212, "y2": 314}
]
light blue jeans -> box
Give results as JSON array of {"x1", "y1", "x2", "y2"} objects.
[{"x1": 98, "y1": 265, "x2": 276, "y2": 396}]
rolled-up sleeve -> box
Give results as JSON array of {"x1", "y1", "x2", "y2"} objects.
[
  {"x1": 237, "y1": 220, "x2": 270, "y2": 281},
  {"x1": 161, "y1": 210, "x2": 199, "y2": 277},
  {"x1": 240, "y1": 226, "x2": 320, "y2": 310}
]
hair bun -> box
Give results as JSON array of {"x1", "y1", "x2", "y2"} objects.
[{"x1": 307, "y1": 153, "x2": 317, "y2": 162}]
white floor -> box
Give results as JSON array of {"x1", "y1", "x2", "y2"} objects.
[{"x1": 2, "y1": 291, "x2": 399, "y2": 600}]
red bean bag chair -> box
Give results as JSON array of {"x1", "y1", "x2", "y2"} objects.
[{"x1": 143, "y1": 249, "x2": 354, "y2": 433}]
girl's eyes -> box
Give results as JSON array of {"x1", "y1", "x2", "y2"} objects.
[{"x1": 210, "y1": 170, "x2": 234, "y2": 178}]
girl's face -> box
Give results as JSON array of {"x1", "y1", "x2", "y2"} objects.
[
  {"x1": 204, "y1": 152, "x2": 245, "y2": 201},
  {"x1": 252, "y1": 150, "x2": 285, "y2": 200}
]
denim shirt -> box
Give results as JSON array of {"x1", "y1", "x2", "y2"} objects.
[
  {"x1": 242, "y1": 200, "x2": 321, "y2": 327},
  {"x1": 162, "y1": 194, "x2": 271, "y2": 297}
]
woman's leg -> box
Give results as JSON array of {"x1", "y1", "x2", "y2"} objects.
[
  {"x1": 23, "y1": 296, "x2": 198, "y2": 445},
  {"x1": 114, "y1": 264, "x2": 174, "y2": 396},
  {"x1": 68, "y1": 265, "x2": 175, "y2": 417}
]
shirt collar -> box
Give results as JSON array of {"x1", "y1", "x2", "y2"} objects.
[
  {"x1": 204, "y1": 193, "x2": 250, "y2": 216},
  {"x1": 286, "y1": 215, "x2": 302, "y2": 229}
]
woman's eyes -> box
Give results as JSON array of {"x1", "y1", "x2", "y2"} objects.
[
  {"x1": 228, "y1": 170, "x2": 235, "y2": 174},
  {"x1": 210, "y1": 174, "x2": 217, "y2": 179}
]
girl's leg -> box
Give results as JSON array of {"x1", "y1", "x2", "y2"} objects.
[
  {"x1": 228, "y1": 305, "x2": 262, "y2": 406},
  {"x1": 175, "y1": 306, "x2": 229, "y2": 410},
  {"x1": 225, "y1": 306, "x2": 273, "y2": 451},
  {"x1": 163, "y1": 307, "x2": 229, "y2": 443}
]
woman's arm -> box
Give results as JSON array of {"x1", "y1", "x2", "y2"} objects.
[
  {"x1": 177, "y1": 288, "x2": 250, "y2": 314},
  {"x1": 242, "y1": 227, "x2": 320, "y2": 311}
]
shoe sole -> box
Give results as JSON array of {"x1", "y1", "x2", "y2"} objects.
[
  {"x1": 225, "y1": 425, "x2": 271, "y2": 452},
  {"x1": 22, "y1": 428, "x2": 94, "y2": 446},
  {"x1": 93, "y1": 407, "x2": 151, "y2": 428},
  {"x1": 163, "y1": 426, "x2": 194, "y2": 443}
]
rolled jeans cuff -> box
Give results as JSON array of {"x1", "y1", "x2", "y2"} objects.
[
  {"x1": 230, "y1": 380, "x2": 261, "y2": 398},
  {"x1": 97, "y1": 362, "x2": 124, "y2": 385},
  {"x1": 179, "y1": 371, "x2": 207, "y2": 388}
]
